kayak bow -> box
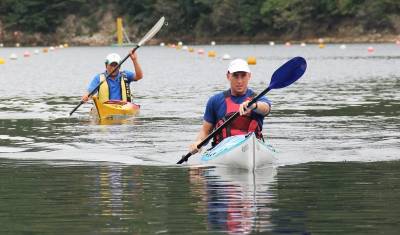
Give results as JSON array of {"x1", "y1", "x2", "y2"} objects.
[
  {"x1": 186, "y1": 133, "x2": 276, "y2": 170},
  {"x1": 90, "y1": 96, "x2": 140, "y2": 120}
]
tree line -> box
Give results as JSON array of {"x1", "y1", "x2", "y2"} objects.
[{"x1": 0, "y1": 0, "x2": 399, "y2": 43}]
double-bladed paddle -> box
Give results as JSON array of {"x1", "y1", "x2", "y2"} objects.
[
  {"x1": 177, "y1": 56, "x2": 307, "y2": 164},
  {"x1": 69, "y1": 16, "x2": 165, "y2": 116}
]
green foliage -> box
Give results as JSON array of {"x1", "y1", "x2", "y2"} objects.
[
  {"x1": 238, "y1": 0, "x2": 265, "y2": 34},
  {"x1": 0, "y1": 0, "x2": 398, "y2": 39},
  {"x1": 0, "y1": 0, "x2": 85, "y2": 33}
]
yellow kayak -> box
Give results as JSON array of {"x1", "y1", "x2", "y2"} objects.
[{"x1": 91, "y1": 96, "x2": 140, "y2": 120}]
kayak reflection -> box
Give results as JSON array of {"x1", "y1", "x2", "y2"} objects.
[
  {"x1": 89, "y1": 116, "x2": 140, "y2": 125},
  {"x1": 189, "y1": 166, "x2": 277, "y2": 234},
  {"x1": 87, "y1": 109, "x2": 140, "y2": 125}
]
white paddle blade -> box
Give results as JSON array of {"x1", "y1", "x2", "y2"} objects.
[{"x1": 137, "y1": 16, "x2": 165, "y2": 47}]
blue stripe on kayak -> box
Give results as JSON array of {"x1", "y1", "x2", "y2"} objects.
[
  {"x1": 201, "y1": 135, "x2": 248, "y2": 162},
  {"x1": 201, "y1": 133, "x2": 278, "y2": 162}
]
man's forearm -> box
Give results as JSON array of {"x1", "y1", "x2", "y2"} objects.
[
  {"x1": 133, "y1": 60, "x2": 143, "y2": 80},
  {"x1": 253, "y1": 101, "x2": 271, "y2": 116}
]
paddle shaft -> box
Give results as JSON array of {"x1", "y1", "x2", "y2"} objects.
[
  {"x1": 69, "y1": 46, "x2": 139, "y2": 116},
  {"x1": 177, "y1": 87, "x2": 271, "y2": 164}
]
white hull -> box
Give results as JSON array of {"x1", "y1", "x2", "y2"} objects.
[{"x1": 187, "y1": 133, "x2": 276, "y2": 170}]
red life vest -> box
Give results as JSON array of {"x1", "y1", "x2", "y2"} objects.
[{"x1": 212, "y1": 90, "x2": 263, "y2": 146}]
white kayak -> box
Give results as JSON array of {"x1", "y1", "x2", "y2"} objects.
[{"x1": 187, "y1": 133, "x2": 277, "y2": 170}]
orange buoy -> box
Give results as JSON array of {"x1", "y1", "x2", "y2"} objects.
[
  {"x1": 43, "y1": 48, "x2": 48, "y2": 53},
  {"x1": 208, "y1": 50, "x2": 216, "y2": 57},
  {"x1": 247, "y1": 56, "x2": 257, "y2": 65},
  {"x1": 319, "y1": 43, "x2": 325, "y2": 48}
]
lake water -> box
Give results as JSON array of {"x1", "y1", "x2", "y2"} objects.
[{"x1": 0, "y1": 44, "x2": 399, "y2": 234}]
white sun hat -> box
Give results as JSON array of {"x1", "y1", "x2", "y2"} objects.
[
  {"x1": 228, "y1": 58, "x2": 250, "y2": 73},
  {"x1": 105, "y1": 53, "x2": 121, "y2": 64}
]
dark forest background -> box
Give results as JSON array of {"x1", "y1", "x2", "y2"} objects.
[{"x1": 0, "y1": 0, "x2": 399, "y2": 45}]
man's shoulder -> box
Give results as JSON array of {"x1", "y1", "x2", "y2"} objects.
[
  {"x1": 93, "y1": 73, "x2": 102, "y2": 80},
  {"x1": 208, "y1": 91, "x2": 226, "y2": 102},
  {"x1": 120, "y1": 70, "x2": 135, "y2": 80},
  {"x1": 246, "y1": 88, "x2": 257, "y2": 95},
  {"x1": 120, "y1": 70, "x2": 134, "y2": 76}
]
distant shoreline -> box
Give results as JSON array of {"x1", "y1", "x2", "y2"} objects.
[{"x1": 1, "y1": 33, "x2": 399, "y2": 47}]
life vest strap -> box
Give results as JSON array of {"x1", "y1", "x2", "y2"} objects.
[{"x1": 121, "y1": 72, "x2": 132, "y2": 102}]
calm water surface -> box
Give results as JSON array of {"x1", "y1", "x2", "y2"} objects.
[{"x1": 0, "y1": 44, "x2": 399, "y2": 233}]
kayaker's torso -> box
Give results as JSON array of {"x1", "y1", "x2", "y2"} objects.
[
  {"x1": 204, "y1": 89, "x2": 271, "y2": 127},
  {"x1": 87, "y1": 70, "x2": 136, "y2": 103},
  {"x1": 203, "y1": 89, "x2": 271, "y2": 145}
]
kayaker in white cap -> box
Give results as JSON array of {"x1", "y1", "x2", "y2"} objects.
[
  {"x1": 81, "y1": 50, "x2": 143, "y2": 103},
  {"x1": 189, "y1": 58, "x2": 271, "y2": 153}
]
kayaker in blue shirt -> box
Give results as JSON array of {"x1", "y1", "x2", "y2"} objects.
[
  {"x1": 81, "y1": 51, "x2": 143, "y2": 103},
  {"x1": 189, "y1": 58, "x2": 271, "y2": 153}
]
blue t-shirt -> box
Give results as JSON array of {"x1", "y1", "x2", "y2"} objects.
[
  {"x1": 203, "y1": 89, "x2": 271, "y2": 129},
  {"x1": 87, "y1": 70, "x2": 136, "y2": 100}
]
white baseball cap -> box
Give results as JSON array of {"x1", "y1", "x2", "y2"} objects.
[
  {"x1": 105, "y1": 53, "x2": 121, "y2": 64},
  {"x1": 228, "y1": 58, "x2": 250, "y2": 73}
]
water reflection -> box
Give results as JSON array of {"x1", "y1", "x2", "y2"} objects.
[
  {"x1": 81, "y1": 165, "x2": 277, "y2": 234},
  {"x1": 268, "y1": 162, "x2": 400, "y2": 234},
  {"x1": 91, "y1": 165, "x2": 138, "y2": 233},
  {"x1": 2, "y1": 159, "x2": 400, "y2": 234},
  {"x1": 189, "y1": 167, "x2": 276, "y2": 234},
  {"x1": 88, "y1": 116, "x2": 140, "y2": 126}
]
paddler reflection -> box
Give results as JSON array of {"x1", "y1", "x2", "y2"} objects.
[
  {"x1": 189, "y1": 167, "x2": 276, "y2": 234},
  {"x1": 96, "y1": 166, "x2": 124, "y2": 216}
]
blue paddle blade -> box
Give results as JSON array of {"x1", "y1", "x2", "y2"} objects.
[{"x1": 269, "y1": 57, "x2": 307, "y2": 89}]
